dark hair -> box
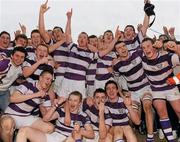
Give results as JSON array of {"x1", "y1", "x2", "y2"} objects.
[
  {"x1": 141, "y1": 37, "x2": 154, "y2": 44},
  {"x1": 53, "y1": 26, "x2": 64, "y2": 33},
  {"x1": 114, "y1": 40, "x2": 125, "y2": 48},
  {"x1": 93, "y1": 88, "x2": 106, "y2": 97},
  {"x1": 124, "y1": 25, "x2": 135, "y2": 32},
  {"x1": 68, "y1": 91, "x2": 83, "y2": 102},
  {"x1": 11, "y1": 46, "x2": 27, "y2": 57},
  {"x1": 159, "y1": 34, "x2": 169, "y2": 41},
  {"x1": 105, "y1": 80, "x2": 118, "y2": 91},
  {"x1": 0, "y1": 31, "x2": 10, "y2": 38},
  {"x1": 31, "y1": 29, "x2": 40, "y2": 38},
  {"x1": 88, "y1": 35, "x2": 97, "y2": 39},
  {"x1": 40, "y1": 67, "x2": 54, "y2": 77},
  {"x1": 15, "y1": 34, "x2": 28, "y2": 41}
]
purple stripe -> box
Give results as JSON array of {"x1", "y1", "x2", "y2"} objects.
[
  {"x1": 127, "y1": 74, "x2": 147, "y2": 84},
  {"x1": 54, "y1": 61, "x2": 67, "y2": 67},
  {"x1": 148, "y1": 73, "x2": 174, "y2": 85},
  {"x1": 24, "y1": 99, "x2": 39, "y2": 107},
  {"x1": 144, "y1": 66, "x2": 172, "y2": 76},
  {"x1": 112, "y1": 122, "x2": 129, "y2": 126},
  {"x1": 69, "y1": 51, "x2": 92, "y2": 63},
  {"x1": 86, "y1": 69, "x2": 96, "y2": 75},
  {"x1": 105, "y1": 102, "x2": 126, "y2": 109},
  {"x1": 54, "y1": 73, "x2": 64, "y2": 76},
  {"x1": 99, "y1": 55, "x2": 113, "y2": 61},
  {"x1": 151, "y1": 85, "x2": 176, "y2": 91},
  {"x1": 68, "y1": 63, "x2": 87, "y2": 71},
  {"x1": 128, "y1": 82, "x2": 149, "y2": 91},
  {"x1": 53, "y1": 50, "x2": 69, "y2": 57},
  {"x1": 96, "y1": 73, "x2": 113, "y2": 80},
  {"x1": 8, "y1": 103, "x2": 30, "y2": 114},
  {"x1": 123, "y1": 64, "x2": 143, "y2": 77},
  {"x1": 0, "y1": 59, "x2": 10, "y2": 72},
  {"x1": 64, "y1": 72, "x2": 85, "y2": 80},
  {"x1": 87, "y1": 80, "x2": 94, "y2": 85},
  {"x1": 109, "y1": 113, "x2": 128, "y2": 120}
]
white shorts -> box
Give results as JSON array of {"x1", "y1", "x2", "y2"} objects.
[
  {"x1": 85, "y1": 131, "x2": 99, "y2": 142},
  {"x1": 46, "y1": 132, "x2": 67, "y2": 142},
  {"x1": 9, "y1": 115, "x2": 40, "y2": 129},
  {"x1": 86, "y1": 85, "x2": 95, "y2": 97},
  {"x1": 95, "y1": 77, "x2": 114, "y2": 90},
  {"x1": 130, "y1": 86, "x2": 152, "y2": 103},
  {"x1": 152, "y1": 87, "x2": 180, "y2": 101},
  {"x1": 60, "y1": 78, "x2": 86, "y2": 98},
  {"x1": 54, "y1": 76, "x2": 64, "y2": 96}
]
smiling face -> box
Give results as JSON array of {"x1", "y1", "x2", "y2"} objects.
[
  {"x1": 36, "y1": 44, "x2": 48, "y2": 60},
  {"x1": 103, "y1": 31, "x2": 114, "y2": 44},
  {"x1": 124, "y1": 26, "x2": 135, "y2": 41},
  {"x1": 11, "y1": 51, "x2": 26, "y2": 66},
  {"x1": 105, "y1": 83, "x2": 119, "y2": 102},
  {"x1": 68, "y1": 93, "x2": 82, "y2": 113},
  {"x1": 53, "y1": 28, "x2": 64, "y2": 42},
  {"x1": 115, "y1": 42, "x2": 129, "y2": 59},
  {"x1": 0, "y1": 33, "x2": 10, "y2": 48},
  {"x1": 141, "y1": 39, "x2": 157, "y2": 60}
]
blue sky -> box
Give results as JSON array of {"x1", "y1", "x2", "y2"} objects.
[{"x1": 0, "y1": 0, "x2": 180, "y2": 41}]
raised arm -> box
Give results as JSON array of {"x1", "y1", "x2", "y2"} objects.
[
  {"x1": 99, "y1": 26, "x2": 121, "y2": 57},
  {"x1": 141, "y1": 0, "x2": 150, "y2": 36},
  {"x1": 65, "y1": 8, "x2": 73, "y2": 44},
  {"x1": 38, "y1": 0, "x2": 51, "y2": 44}
]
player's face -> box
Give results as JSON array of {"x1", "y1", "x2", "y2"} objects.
[
  {"x1": 53, "y1": 28, "x2": 64, "y2": 42},
  {"x1": 39, "y1": 73, "x2": 53, "y2": 91},
  {"x1": 141, "y1": 40, "x2": 157, "y2": 60},
  {"x1": 31, "y1": 33, "x2": 41, "y2": 47},
  {"x1": 106, "y1": 83, "x2": 119, "y2": 100},
  {"x1": 89, "y1": 37, "x2": 98, "y2": 48},
  {"x1": 94, "y1": 92, "x2": 106, "y2": 109},
  {"x1": 36, "y1": 45, "x2": 48, "y2": 60},
  {"x1": 11, "y1": 51, "x2": 25, "y2": 66},
  {"x1": 103, "y1": 32, "x2": 113, "y2": 44},
  {"x1": 115, "y1": 42, "x2": 128, "y2": 58},
  {"x1": 0, "y1": 33, "x2": 10, "y2": 48},
  {"x1": 68, "y1": 95, "x2": 81, "y2": 113},
  {"x1": 15, "y1": 37, "x2": 27, "y2": 48},
  {"x1": 77, "y1": 33, "x2": 88, "y2": 48},
  {"x1": 124, "y1": 27, "x2": 135, "y2": 40}
]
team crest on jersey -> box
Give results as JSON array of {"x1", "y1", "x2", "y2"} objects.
[
  {"x1": 131, "y1": 60, "x2": 137, "y2": 65},
  {"x1": 156, "y1": 63, "x2": 163, "y2": 69}
]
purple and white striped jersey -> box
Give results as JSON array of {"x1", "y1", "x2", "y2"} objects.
[
  {"x1": 142, "y1": 51, "x2": 180, "y2": 91},
  {"x1": 5, "y1": 81, "x2": 49, "y2": 116},
  {"x1": 55, "y1": 107, "x2": 91, "y2": 137},
  {"x1": 51, "y1": 43, "x2": 69, "y2": 78},
  {"x1": 23, "y1": 57, "x2": 53, "y2": 83},
  {"x1": 96, "y1": 51, "x2": 117, "y2": 81},
  {"x1": 0, "y1": 58, "x2": 22, "y2": 91},
  {"x1": 113, "y1": 50, "x2": 149, "y2": 91},
  {"x1": 83, "y1": 101, "x2": 112, "y2": 131},
  {"x1": 105, "y1": 97, "x2": 129, "y2": 126},
  {"x1": 64, "y1": 43, "x2": 97, "y2": 81}
]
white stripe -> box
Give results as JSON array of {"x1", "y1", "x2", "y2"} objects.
[{"x1": 173, "y1": 76, "x2": 180, "y2": 85}]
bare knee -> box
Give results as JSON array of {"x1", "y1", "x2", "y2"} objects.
[
  {"x1": 0, "y1": 116, "x2": 15, "y2": 134},
  {"x1": 143, "y1": 101, "x2": 152, "y2": 113},
  {"x1": 18, "y1": 126, "x2": 30, "y2": 136},
  {"x1": 42, "y1": 122, "x2": 54, "y2": 133}
]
